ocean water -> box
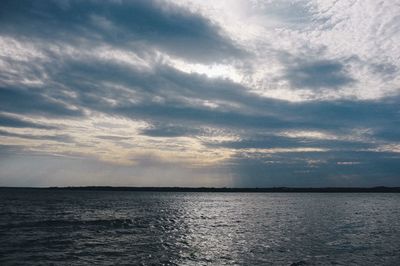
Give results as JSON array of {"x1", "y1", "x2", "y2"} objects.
[{"x1": 1, "y1": 189, "x2": 399, "y2": 265}]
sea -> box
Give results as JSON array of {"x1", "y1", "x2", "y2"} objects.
[{"x1": 1, "y1": 189, "x2": 399, "y2": 265}]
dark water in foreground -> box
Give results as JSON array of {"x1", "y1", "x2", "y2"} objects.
[{"x1": 1, "y1": 189, "x2": 399, "y2": 265}]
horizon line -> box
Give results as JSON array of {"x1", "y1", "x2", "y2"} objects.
[{"x1": 1, "y1": 186, "x2": 400, "y2": 193}]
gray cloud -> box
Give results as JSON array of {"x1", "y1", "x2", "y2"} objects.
[
  {"x1": 254, "y1": 0, "x2": 316, "y2": 26},
  {"x1": 1, "y1": 47, "x2": 399, "y2": 186},
  {"x1": 207, "y1": 135, "x2": 375, "y2": 151},
  {"x1": 230, "y1": 150, "x2": 400, "y2": 187},
  {"x1": 95, "y1": 135, "x2": 131, "y2": 141},
  {"x1": 0, "y1": 0, "x2": 399, "y2": 187},
  {"x1": 0, "y1": 0, "x2": 244, "y2": 63},
  {"x1": 140, "y1": 123, "x2": 202, "y2": 138},
  {"x1": 283, "y1": 59, "x2": 355, "y2": 89},
  {"x1": 0, "y1": 86, "x2": 82, "y2": 117},
  {"x1": 0, "y1": 113, "x2": 55, "y2": 129},
  {"x1": 0, "y1": 129, "x2": 73, "y2": 143}
]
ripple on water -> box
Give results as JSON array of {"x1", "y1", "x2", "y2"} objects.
[{"x1": 0, "y1": 190, "x2": 400, "y2": 265}]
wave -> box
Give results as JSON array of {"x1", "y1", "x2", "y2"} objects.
[{"x1": 3, "y1": 218, "x2": 136, "y2": 229}]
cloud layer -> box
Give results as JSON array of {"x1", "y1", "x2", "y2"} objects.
[{"x1": 0, "y1": 0, "x2": 399, "y2": 187}]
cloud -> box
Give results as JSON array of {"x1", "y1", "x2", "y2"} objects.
[
  {"x1": 0, "y1": 144, "x2": 27, "y2": 155},
  {"x1": 0, "y1": 86, "x2": 82, "y2": 117},
  {"x1": 95, "y1": 135, "x2": 132, "y2": 141},
  {"x1": 0, "y1": 113, "x2": 55, "y2": 129},
  {"x1": 0, "y1": 129, "x2": 73, "y2": 143},
  {"x1": 248, "y1": 0, "x2": 316, "y2": 27},
  {"x1": 283, "y1": 59, "x2": 355, "y2": 90},
  {"x1": 0, "y1": 152, "x2": 230, "y2": 187},
  {"x1": 140, "y1": 123, "x2": 201, "y2": 137},
  {"x1": 0, "y1": 0, "x2": 399, "y2": 187},
  {"x1": 0, "y1": 0, "x2": 244, "y2": 63},
  {"x1": 230, "y1": 150, "x2": 400, "y2": 187},
  {"x1": 207, "y1": 134, "x2": 375, "y2": 151}
]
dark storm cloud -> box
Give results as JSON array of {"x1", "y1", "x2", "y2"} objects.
[
  {"x1": 0, "y1": 0, "x2": 243, "y2": 63},
  {"x1": 283, "y1": 59, "x2": 355, "y2": 89}
]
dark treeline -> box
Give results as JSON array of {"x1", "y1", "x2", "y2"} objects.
[{"x1": 2, "y1": 186, "x2": 400, "y2": 193}]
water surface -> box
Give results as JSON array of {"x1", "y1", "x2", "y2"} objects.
[{"x1": 1, "y1": 189, "x2": 399, "y2": 265}]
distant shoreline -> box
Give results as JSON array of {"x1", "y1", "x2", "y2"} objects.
[{"x1": 1, "y1": 186, "x2": 400, "y2": 193}]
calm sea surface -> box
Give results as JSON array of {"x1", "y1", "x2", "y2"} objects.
[{"x1": 0, "y1": 189, "x2": 399, "y2": 265}]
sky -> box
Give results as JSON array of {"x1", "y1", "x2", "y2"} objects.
[{"x1": 0, "y1": 0, "x2": 399, "y2": 187}]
